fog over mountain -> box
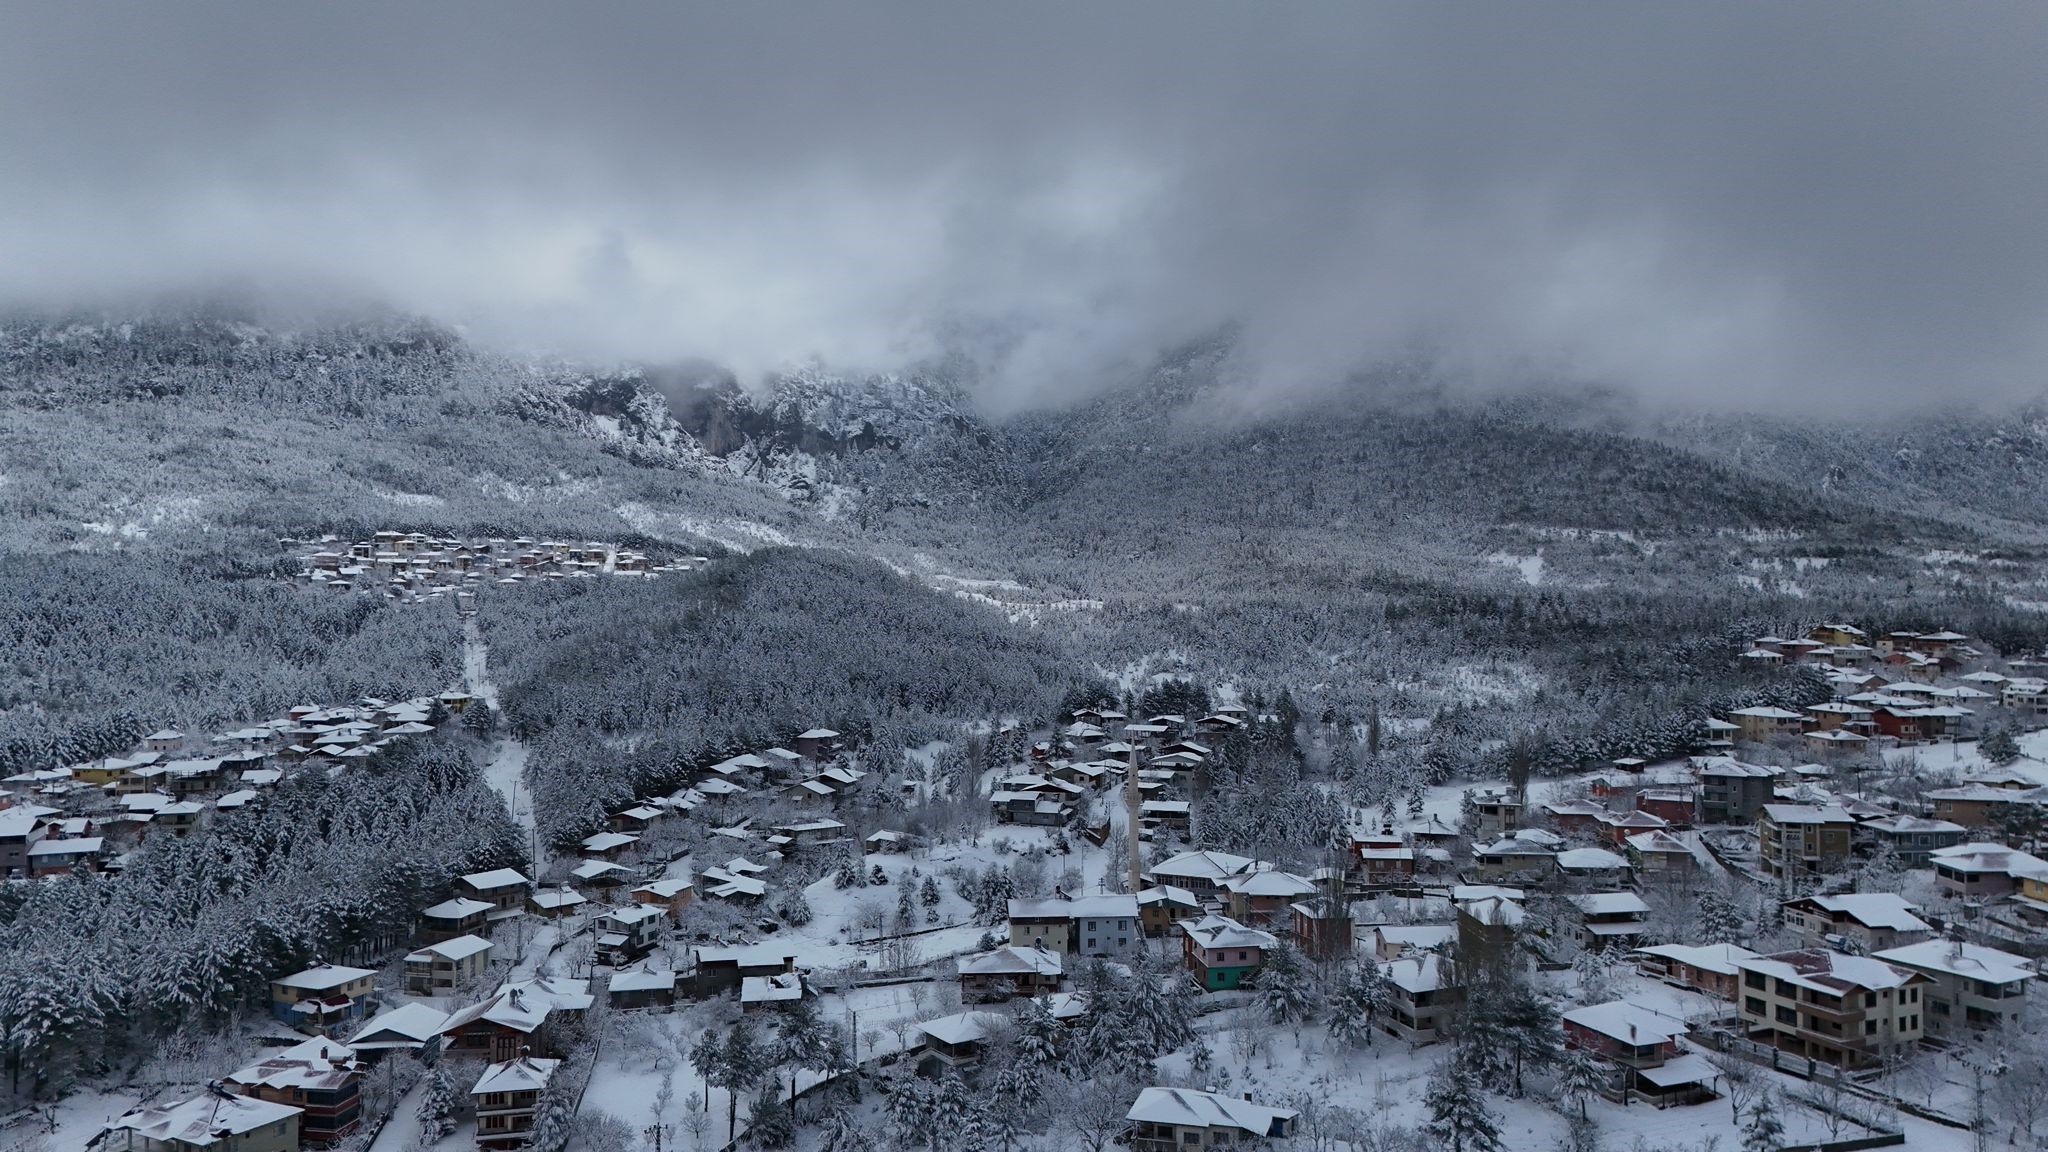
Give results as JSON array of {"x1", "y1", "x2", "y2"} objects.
[{"x1": 4, "y1": 2, "x2": 2046, "y2": 412}]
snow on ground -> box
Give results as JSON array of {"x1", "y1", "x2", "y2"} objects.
[
  {"x1": 464, "y1": 620, "x2": 540, "y2": 862},
  {"x1": 1885, "y1": 733, "x2": 2048, "y2": 787},
  {"x1": 1486, "y1": 551, "x2": 1546, "y2": 586}
]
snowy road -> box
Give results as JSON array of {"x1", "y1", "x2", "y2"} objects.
[{"x1": 463, "y1": 619, "x2": 540, "y2": 863}]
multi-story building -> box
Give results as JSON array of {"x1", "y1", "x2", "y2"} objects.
[
  {"x1": 404, "y1": 935, "x2": 494, "y2": 995},
  {"x1": 472, "y1": 1056, "x2": 560, "y2": 1151},
  {"x1": 1733, "y1": 949, "x2": 1928, "y2": 1068},
  {"x1": 1561, "y1": 1001, "x2": 1714, "y2": 1106},
  {"x1": 1757, "y1": 804, "x2": 1854, "y2": 881},
  {"x1": 1857, "y1": 815, "x2": 1967, "y2": 867},
  {"x1": 269, "y1": 964, "x2": 377, "y2": 1036},
  {"x1": 224, "y1": 1037, "x2": 363, "y2": 1145},
  {"x1": 1694, "y1": 759, "x2": 1780, "y2": 825},
  {"x1": 1873, "y1": 939, "x2": 2034, "y2": 1037},
  {"x1": 1383, "y1": 953, "x2": 1461, "y2": 1044},
  {"x1": 1780, "y1": 893, "x2": 1933, "y2": 954},
  {"x1": 1728, "y1": 706, "x2": 1806, "y2": 744},
  {"x1": 1179, "y1": 914, "x2": 1277, "y2": 991}
]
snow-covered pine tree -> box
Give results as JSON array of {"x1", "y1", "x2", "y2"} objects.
[{"x1": 1425, "y1": 1062, "x2": 1504, "y2": 1152}]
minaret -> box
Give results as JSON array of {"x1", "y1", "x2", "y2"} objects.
[{"x1": 1125, "y1": 729, "x2": 1144, "y2": 893}]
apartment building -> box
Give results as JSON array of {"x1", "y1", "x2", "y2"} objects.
[{"x1": 1734, "y1": 949, "x2": 1928, "y2": 1068}]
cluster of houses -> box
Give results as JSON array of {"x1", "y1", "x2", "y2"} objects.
[
  {"x1": 1, "y1": 694, "x2": 474, "y2": 880},
  {"x1": 992, "y1": 707, "x2": 1243, "y2": 836},
  {"x1": 1727, "y1": 624, "x2": 2013, "y2": 751},
  {"x1": 282, "y1": 531, "x2": 707, "y2": 606}
]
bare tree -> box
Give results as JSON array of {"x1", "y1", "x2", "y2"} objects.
[{"x1": 1056, "y1": 1072, "x2": 1141, "y2": 1152}]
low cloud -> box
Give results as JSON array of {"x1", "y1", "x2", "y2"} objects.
[{"x1": 2, "y1": 3, "x2": 2045, "y2": 412}]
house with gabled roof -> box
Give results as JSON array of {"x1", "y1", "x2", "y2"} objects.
[
  {"x1": 459, "y1": 868, "x2": 534, "y2": 919},
  {"x1": 441, "y1": 977, "x2": 591, "y2": 1062},
  {"x1": 224, "y1": 1036, "x2": 363, "y2": 1145},
  {"x1": 1180, "y1": 914, "x2": 1278, "y2": 991},
  {"x1": 347, "y1": 1003, "x2": 448, "y2": 1063},
  {"x1": 1562, "y1": 1001, "x2": 1713, "y2": 1107},
  {"x1": 102, "y1": 1089, "x2": 301, "y2": 1152},
  {"x1": 960, "y1": 945, "x2": 1064, "y2": 1001},
  {"x1": 1126, "y1": 1087, "x2": 1298, "y2": 1151},
  {"x1": 1632, "y1": 942, "x2": 1758, "y2": 1001},
  {"x1": 1146, "y1": 848, "x2": 1261, "y2": 895},
  {"x1": 405, "y1": 935, "x2": 494, "y2": 994},
  {"x1": 1383, "y1": 953, "x2": 1461, "y2": 1044},
  {"x1": 419, "y1": 897, "x2": 493, "y2": 944},
  {"x1": 1734, "y1": 949, "x2": 1928, "y2": 1067},
  {"x1": 270, "y1": 963, "x2": 376, "y2": 1036},
  {"x1": 1873, "y1": 938, "x2": 2034, "y2": 1036},
  {"x1": 472, "y1": 1056, "x2": 560, "y2": 1151},
  {"x1": 1781, "y1": 893, "x2": 1932, "y2": 953}
]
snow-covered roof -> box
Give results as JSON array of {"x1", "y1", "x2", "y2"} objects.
[
  {"x1": 106, "y1": 1092, "x2": 302, "y2": 1146},
  {"x1": 797, "y1": 728, "x2": 841, "y2": 739},
  {"x1": 920, "y1": 1010, "x2": 1003, "y2": 1047},
  {"x1": 1790, "y1": 893, "x2": 1928, "y2": 932},
  {"x1": 1126, "y1": 1087, "x2": 1298, "y2": 1135},
  {"x1": 473, "y1": 1057, "x2": 561, "y2": 1095},
  {"x1": 29, "y1": 836, "x2": 103, "y2": 856},
  {"x1": 407, "y1": 934, "x2": 493, "y2": 963},
  {"x1": 634, "y1": 876, "x2": 694, "y2": 899},
  {"x1": 227, "y1": 1037, "x2": 359, "y2": 1091},
  {"x1": 571, "y1": 859, "x2": 631, "y2": 881},
  {"x1": 1180, "y1": 913, "x2": 1279, "y2": 951},
  {"x1": 1862, "y1": 815, "x2": 1966, "y2": 837},
  {"x1": 273, "y1": 963, "x2": 375, "y2": 991},
  {"x1": 1563, "y1": 1001, "x2": 1687, "y2": 1046},
  {"x1": 1638, "y1": 1053, "x2": 1718, "y2": 1088},
  {"x1": 1451, "y1": 884, "x2": 1526, "y2": 902},
  {"x1": 349, "y1": 1003, "x2": 449, "y2": 1046},
  {"x1": 600, "y1": 904, "x2": 665, "y2": 927},
  {"x1": 1457, "y1": 895, "x2": 1525, "y2": 927},
  {"x1": 1219, "y1": 871, "x2": 1318, "y2": 898},
  {"x1": 1873, "y1": 940, "x2": 2036, "y2": 984},
  {"x1": 693, "y1": 942, "x2": 801, "y2": 968},
  {"x1": 1632, "y1": 942, "x2": 1758, "y2": 976},
  {"x1": 1555, "y1": 847, "x2": 1628, "y2": 871},
  {"x1": 1762, "y1": 803, "x2": 1852, "y2": 825},
  {"x1": 1370, "y1": 924, "x2": 1458, "y2": 951},
  {"x1": 742, "y1": 972, "x2": 806, "y2": 1004},
  {"x1": 581, "y1": 830, "x2": 639, "y2": 853},
  {"x1": 1570, "y1": 892, "x2": 1650, "y2": 917},
  {"x1": 1730, "y1": 706, "x2": 1804, "y2": 720},
  {"x1": 1735, "y1": 949, "x2": 1922, "y2": 995},
  {"x1": 1384, "y1": 952, "x2": 1454, "y2": 994},
  {"x1": 529, "y1": 888, "x2": 587, "y2": 910},
  {"x1": 1150, "y1": 849, "x2": 1261, "y2": 882},
  {"x1": 423, "y1": 897, "x2": 494, "y2": 920},
  {"x1": 609, "y1": 968, "x2": 677, "y2": 993},
  {"x1": 961, "y1": 946, "x2": 1064, "y2": 977},
  {"x1": 462, "y1": 867, "x2": 534, "y2": 891}
]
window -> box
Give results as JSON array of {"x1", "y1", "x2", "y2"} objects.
[
  {"x1": 1776, "y1": 1006, "x2": 1797, "y2": 1025},
  {"x1": 1864, "y1": 992, "x2": 1877, "y2": 1008},
  {"x1": 1746, "y1": 997, "x2": 1766, "y2": 1017},
  {"x1": 1865, "y1": 1020, "x2": 1877, "y2": 1035},
  {"x1": 1746, "y1": 972, "x2": 1766, "y2": 990}
]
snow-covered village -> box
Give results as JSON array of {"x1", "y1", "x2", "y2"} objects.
[
  {"x1": 10, "y1": 9, "x2": 2048, "y2": 1152},
  {"x1": 3, "y1": 610, "x2": 2047, "y2": 1152}
]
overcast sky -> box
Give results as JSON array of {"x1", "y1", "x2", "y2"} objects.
[{"x1": 2, "y1": 3, "x2": 2044, "y2": 411}]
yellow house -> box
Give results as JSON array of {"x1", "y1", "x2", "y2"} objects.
[{"x1": 270, "y1": 963, "x2": 377, "y2": 1034}]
